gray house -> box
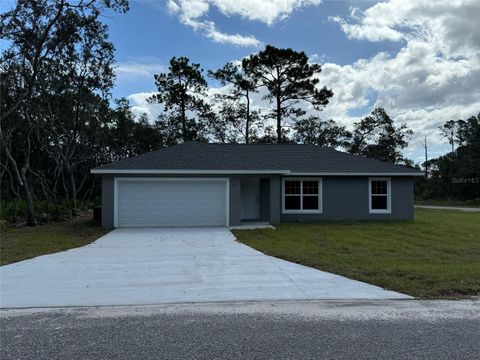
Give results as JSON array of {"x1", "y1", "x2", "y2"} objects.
[{"x1": 91, "y1": 142, "x2": 423, "y2": 229}]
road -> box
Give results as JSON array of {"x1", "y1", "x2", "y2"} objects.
[{"x1": 1, "y1": 300, "x2": 479, "y2": 360}]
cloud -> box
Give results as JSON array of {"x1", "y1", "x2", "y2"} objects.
[
  {"x1": 127, "y1": 0, "x2": 479, "y2": 163},
  {"x1": 322, "y1": 0, "x2": 480, "y2": 162},
  {"x1": 126, "y1": 92, "x2": 162, "y2": 119},
  {"x1": 115, "y1": 58, "x2": 166, "y2": 83},
  {"x1": 329, "y1": 0, "x2": 480, "y2": 56},
  {"x1": 181, "y1": 16, "x2": 262, "y2": 47},
  {"x1": 208, "y1": 0, "x2": 322, "y2": 25},
  {"x1": 166, "y1": 0, "x2": 322, "y2": 46}
]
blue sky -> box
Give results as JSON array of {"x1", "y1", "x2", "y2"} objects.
[
  {"x1": 108, "y1": 1, "x2": 402, "y2": 98},
  {"x1": 103, "y1": 0, "x2": 480, "y2": 164},
  {"x1": 3, "y1": 0, "x2": 478, "y2": 163}
]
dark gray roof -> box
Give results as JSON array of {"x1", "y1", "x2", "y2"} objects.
[{"x1": 93, "y1": 142, "x2": 421, "y2": 174}]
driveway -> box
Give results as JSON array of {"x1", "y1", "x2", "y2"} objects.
[{"x1": 0, "y1": 228, "x2": 409, "y2": 308}]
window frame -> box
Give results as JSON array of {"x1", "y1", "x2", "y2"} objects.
[
  {"x1": 282, "y1": 178, "x2": 323, "y2": 214},
  {"x1": 368, "y1": 177, "x2": 391, "y2": 214}
]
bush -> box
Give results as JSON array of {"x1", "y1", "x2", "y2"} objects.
[{"x1": 0, "y1": 198, "x2": 101, "y2": 225}]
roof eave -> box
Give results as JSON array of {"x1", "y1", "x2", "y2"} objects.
[
  {"x1": 90, "y1": 169, "x2": 291, "y2": 175},
  {"x1": 289, "y1": 171, "x2": 425, "y2": 176}
]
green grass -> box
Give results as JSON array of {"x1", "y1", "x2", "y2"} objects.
[
  {"x1": 415, "y1": 199, "x2": 480, "y2": 208},
  {"x1": 232, "y1": 209, "x2": 480, "y2": 299},
  {"x1": 1, "y1": 216, "x2": 107, "y2": 266}
]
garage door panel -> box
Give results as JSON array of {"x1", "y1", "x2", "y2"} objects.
[{"x1": 116, "y1": 180, "x2": 227, "y2": 227}]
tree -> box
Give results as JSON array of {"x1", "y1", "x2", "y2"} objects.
[
  {"x1": 251, "y1": 126, "x2": 293, "y2": 144},
  {"x1": 293, "y1": 117, "x2": 351, "y2": 149},
  {"x1": 208, "y1": 62, "x2": 258, "y2": 143},
  {"x1": 207, "y1": 97, "x2": 261, "y2": 143},
  {"x1": 0, "y1": 0, "x2": 128, "y2": 224},
  {"x1": 438, "y1": 120, "x2": 461, "y2": 152},
  {"x1": 349, "y1": 108, "x2": 413, "y2": 164},
  {"x1": 108, "y1": 100, "x2": 163, "y2": 161},
  {"x1": 149, "y1": 57, "x2": 210, "y2": 143},
  {"x1": 242, "y1": 45, "x2": 333, "y2": 143}
]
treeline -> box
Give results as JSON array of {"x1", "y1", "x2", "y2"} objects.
[
  {"x1": 1, "y1": 1, "x2": 478, "y2": 225},
  {"x1": 417, "y1": 114, "x2": 480, "y2": 202}
]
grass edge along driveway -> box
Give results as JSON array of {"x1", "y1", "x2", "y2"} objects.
[
  {"x1": 1, "y1": 216, "x2": 107, "y2": 266},
  {"x1": 233, "y1": 209, "x2": 480, "y2": 299}
]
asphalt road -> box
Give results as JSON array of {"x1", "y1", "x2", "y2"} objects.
[{"x1": 1, "y1": 300, "x2": 479, "y2": 360}]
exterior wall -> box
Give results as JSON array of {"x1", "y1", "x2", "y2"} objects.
[
  {"x1": 259, "y1": 179, "x2": 270, "y2": 222},
  {"x1": 99, "y1": 174, "x2": 275, "y2": 229},
  {"x1": 100, "y1": 174, "x2": 414, "y2": 228},
  {"x1": 279, "y1": 176, "x2": 414, "y2": 222},
  {"x1": 101, "y1": 175, "x2": 115, "y2": 229},
  {"x1": 269, "y1": 176, "x2": 281, "y2": 225},
  {"x1": 229, "y1": 177, "x2": 241, "y2": 226}
]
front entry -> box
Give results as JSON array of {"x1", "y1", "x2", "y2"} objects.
[{"x1": 241, "y1": 179, "x2": 260, "y2": 220}]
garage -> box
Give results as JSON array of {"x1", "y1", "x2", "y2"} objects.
[{"x1": 115, "y1": 178, "x2": 228, "y2": 227}]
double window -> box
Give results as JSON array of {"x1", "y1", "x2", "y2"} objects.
[
  {"x1": 282, "y1": 178, "x2": 322, "y2": 213},
  {"x1": 369, "y1": 178, "x2": 391, "y2": 213}
]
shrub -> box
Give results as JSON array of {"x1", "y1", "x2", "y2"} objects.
[{"x1": 0, "y1": 198, "x2": 101, "y2": 225}]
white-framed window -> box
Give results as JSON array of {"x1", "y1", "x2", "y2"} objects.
[
  {"x1": 369, "y1": 177, "x2": 391, "y2": 214},
  {"x1": 282, "y1": 178, "x2": 322, "y2": 214}
]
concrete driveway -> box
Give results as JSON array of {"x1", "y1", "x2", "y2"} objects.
[{"x1": 0, "y1": 228, "x2": 409, "y2": 308}]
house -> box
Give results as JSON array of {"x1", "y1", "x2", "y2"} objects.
[{"x1": 91, "y1": 142, "x2": 423, "y2": 228}]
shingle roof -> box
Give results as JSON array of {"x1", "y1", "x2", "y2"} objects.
[{"x1": 92, "y1": 142, "x2": 422, "y2": 175}]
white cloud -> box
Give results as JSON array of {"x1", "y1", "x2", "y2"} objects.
[
  {"x1": 126, "y1": 92, "x2": 162, "y2": 119},
  {"x1": 127, "y1": 0, "x2": 479, "y2": 163},
  {"x1": 181, "y1": 17, "x2": 262, "y2": 47},
  {"x1": 115, "y1": 58, "x2": 166, "y2": 84},
  {"x1": 330, "y1": 0, "x2": 480, "y2": 56},
  {"x1": 209, "y1": 0, "x2": 322, "y2": 25},
  {"x1": 323, "y1": 0, "x2": 480, "y2": 162},
  {"x1": 116, "y1": 62, "x2": 165, "y2": 78},
  {"x1": 166, "y1": 0, "x2": 322, "y2": 46}
]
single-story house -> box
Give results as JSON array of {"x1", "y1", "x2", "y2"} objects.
[{"x1": 91, "y1": 142, "x2": 423, "y2": 229}]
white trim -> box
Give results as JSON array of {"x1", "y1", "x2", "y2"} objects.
[
  {"x1": 92, "y1": 169, "x2": 290, "y2": 175},
  {"x1": 113, "y1": 177, "x2": 229, "y2": 228},
  {"x1": 225, "y1": 178, "x2": 230, "y2": 227},
  {"x1": 92, "y1": 169, "x2": 423, "y2": 176},
  {"x1": 368, "y1": 177, "x2": 392, "y2": 214},
  {"x1": 282, "y1": 177, "x2": 323, "y2": 214},
  {"x1": 291, "y1": 172, "x2": 423, "y2": 176}
]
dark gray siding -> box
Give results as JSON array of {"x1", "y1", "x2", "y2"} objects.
[
  {"x1": 269, "y1": 176, "x2": 281, "y2": 225},
  {"x1": 100, "y1": 174, "x2": 278, "y2": 229},
  {"x1": 101, "y1": 176, "x2": 115, "y2": 229},
  {"x1": 229, "y1": 177, "x2": 241, "y2": 226},
  {"x1": 259, "y1": 179, "x2": 270, "y2": 222},
  {"x1": 100, "y1": 174, "x2": 414, "y2": 229},
  {"x1": 280, "y1": 176, "x2": 414, "y2": 222}
]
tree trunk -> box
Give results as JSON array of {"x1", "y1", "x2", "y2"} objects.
[
  {"x1": 181, "y1": 98, "x2": 187, "y2": 142},
  {"x1": 245, "y1": 90, "x2": 250, "y2": 144},
  {"x1": 276, "y1": 94, "x2": 282, "y2": 144},
  {"x1": 67, "y1": 164, "x2": 77, "y2": 211},
  {"x1": 0, "y1": 127, "x2": 36, "y2": 225},
  {"x1": 20, "y1": 168, "x2": 35, "y2": 226}
]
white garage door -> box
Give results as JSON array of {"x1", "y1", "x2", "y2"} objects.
[{"x1": 116, "y1": 179, "x2": 228, "y2": 227}]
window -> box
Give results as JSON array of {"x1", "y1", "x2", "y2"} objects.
[
  {"x1": 283, "y1": 178, "x2": 322, "y2": 213},
  {"x1": 369, "y1": 178, "x2": 391, "y2": 213}
]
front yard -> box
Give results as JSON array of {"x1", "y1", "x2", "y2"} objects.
[
  {"x1": 233, "y1": 209, "x2": 480, "y2": 299},
  {"x1": 1, "y1": 216, "x2": 107, "y2": 266}
]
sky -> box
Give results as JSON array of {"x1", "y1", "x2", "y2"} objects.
[{"x1": 14, "y1": 0, "x2": 480, "y2": 164}]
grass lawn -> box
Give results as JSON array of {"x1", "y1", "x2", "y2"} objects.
[
  {"x1": 1, "y1": 216, "x2": 107, "y2": 266},
  {"x1": 232, "y1": 209, "x2": 480, "y2": 299},
  {"x1": 415, "y1": 199, "x2": 480, "y2": 208}
]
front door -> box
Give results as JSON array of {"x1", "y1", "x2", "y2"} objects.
[{"x1": 241, "y1": 179, "x2": 260, "y2": 220}]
